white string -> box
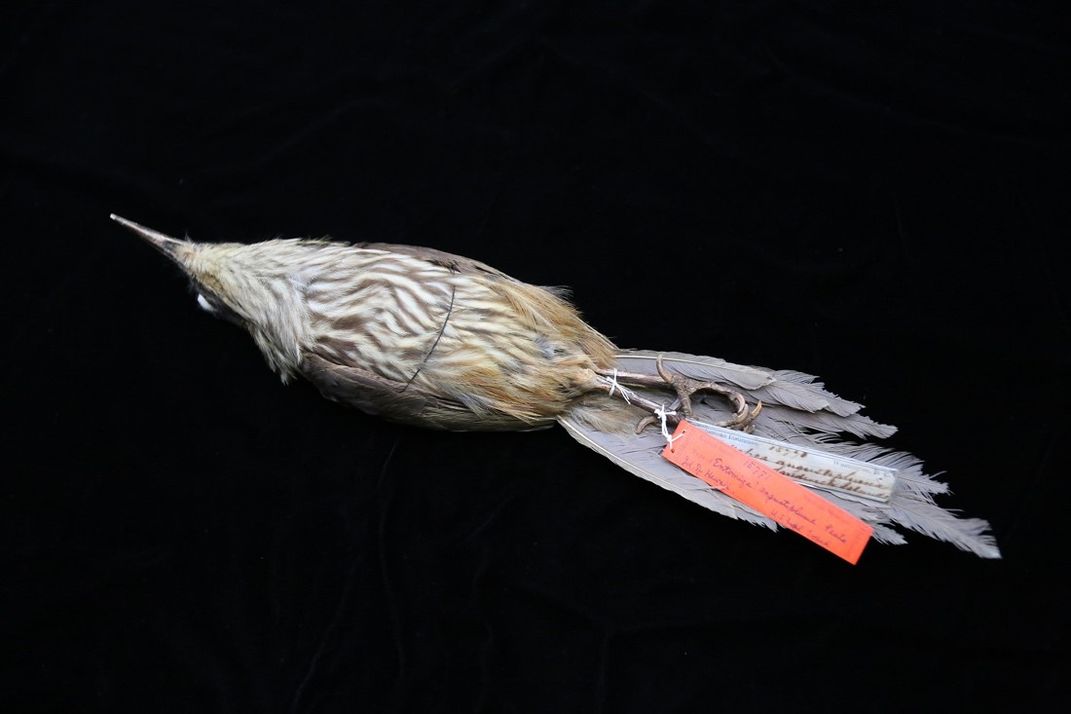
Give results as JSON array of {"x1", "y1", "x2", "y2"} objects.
[
  {"x1": 601, "y1": 371, "x2": 679, "y2": 444},
  {"x1": 655, "y1": 404, "x2": 682, "y2": 445},
  {"x1": 605, "y1": 369, "x2": 632, "y2": 404}
]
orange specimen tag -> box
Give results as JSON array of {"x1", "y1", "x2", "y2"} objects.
[{"x1": 662, "y1": 421, "x2": 873, "y2": 564}]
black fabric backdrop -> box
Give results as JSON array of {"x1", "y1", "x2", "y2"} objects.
[{"x1": 3, "y1": 2, "x2": 1068, "y2": 712}]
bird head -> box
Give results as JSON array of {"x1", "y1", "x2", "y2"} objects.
[
  {"x1": 111, "y1": 213, "x2": 311, "y2": 379},
  {"x1": 110, "y1": 214, "x2": 250, "y2": 320}
]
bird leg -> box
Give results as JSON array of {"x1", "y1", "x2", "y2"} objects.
[{"x1": 596, "y1": 354, "x2": 762, "y2": 434}]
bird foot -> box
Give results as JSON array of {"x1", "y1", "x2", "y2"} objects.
[
  {"x1": 633, "y1": 355, "x2": 762, "y2": 434},
  {"x1": 596, "y1": 356, "x2": 763, "y2": 435}
]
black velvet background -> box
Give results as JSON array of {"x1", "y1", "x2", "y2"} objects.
[{"x1": 3, "y1": 2, "x2": 1068, "y2": 712}]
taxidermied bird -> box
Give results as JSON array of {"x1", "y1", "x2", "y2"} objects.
[{"x1": 111, "y1": 213, "x2": 1000, "y2": 558}]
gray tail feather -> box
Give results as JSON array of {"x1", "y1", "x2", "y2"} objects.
[
  {"x1": 557, "y1": 414, "x2": 777, "y2": 530},
  {"x1": 557, "y1": 350, "x2": 1001, "y2": 559}
]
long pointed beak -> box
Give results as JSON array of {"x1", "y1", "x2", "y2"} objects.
[{"x1": 110, "y1": 213, "x2": 189, "y2": 260}]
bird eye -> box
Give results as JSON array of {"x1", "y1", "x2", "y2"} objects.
[{"x1": 196, "y1": 293, "x2": 217, "y2": 313}]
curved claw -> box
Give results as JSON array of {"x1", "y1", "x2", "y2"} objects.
[
  {"x1": 635, "y1": 414, "x2": 659, "y2": 434},
  {"x1": 654, "y1": 353, "x2": 762, "y2": 432},
  {"x1": 717, "y1": 400, "x2": 763, "y2": 433},
  {"x1": 655, "y1": 353, "x2": 674, "y2": 383}
]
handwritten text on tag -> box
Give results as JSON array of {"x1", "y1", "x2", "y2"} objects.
[{"x1": 662, "y1": 421, "x2": 873, "y2": 564}]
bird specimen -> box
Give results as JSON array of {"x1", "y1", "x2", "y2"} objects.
[{"x1": 111, "y1": 214, "x2": 1000, "y2": 559}]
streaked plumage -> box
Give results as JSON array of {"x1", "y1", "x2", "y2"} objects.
[{"x1": 113, "y1": 214, "x2": 1000, "y2": 558}]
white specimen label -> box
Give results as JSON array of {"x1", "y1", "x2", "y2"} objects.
[{"x1": 695, "y1": 422, "x2": 896, "y2": 503}]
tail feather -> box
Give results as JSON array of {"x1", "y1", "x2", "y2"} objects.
[
  {"x1": 758, "y1": 404, "x2": 896, "y2": 440},
  {"x1": 617, "y1": 349, "x2": 893, "y2": 437},
  {"x1": 558, "y1": 414, "x2": 776, "y2": 529},
  {"x1": 558, "y1": 350, "x2": 1001, "y2": 559},
  {"x1": 759, "y1": 370, "x2": 863, "y2": 417}
]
